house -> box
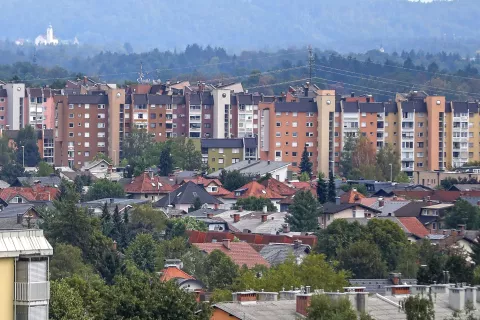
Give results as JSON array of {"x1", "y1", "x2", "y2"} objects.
[
  {"x1": 321, "y1": 202, "x2": 381, "y2": 229},
  {"x1": 208, "y1": 160, "x2": 290, "y2": 182},
  {"x1": 0, "y1": 229, "x2": 52, "y2": 319},
  {"x1": 59, "y1": 170, "x2": 97, "y2": 184},
  {"x1": 185, "y1": 208, "x2": 232, "y2": 232},
  {"x1": 194, "y1": 239, "x2": 270, "y2": 268},
  {"x1": 259, "y1": 178, "x2": 296, "y2": 197},
  {"x1": 367, "y1": 197, "x2": 411, "y2": 217},
  {"x1": 448, "y1": 184, "x2": 480, "y2": 191},
  {"x1": 124, "y1": 172, "x2": 175, "y2": 202},
  {"x1": 339, "y1": 188, "x2": 366, "y2": 204},
  {"x1": 13, "y1": 175, "x2": 61, "y2": 188},
  {"x1": 155, "y1": 181, "x2": 223, "y2": 213},
  {"x1": 0, "y1": 180, "x2": 10, "y2": 189},
  {"x1": 259, "y1": 241, "x2": 311, "y2": 266},
  {"x1": 81, "y1": 159, "x2": 122, "y2": 180},
  {"x1": 213, "y1": 209, "x2": 288, "y2": 235},
  {"x1": 393, "y1": 201, "x2": 454, "y2": 232},
  {"x1": 222, "y1": 181, "x2": 284, "y2": 211},
  {"x1": 159, "y1": 259, "x2": 205, "y2": 295},
  {"x1": 0, "y1": 185, "x2": 59, "y2": 204},
  {"x1": 396, "y1": 217, "x2": 430, "y2": 241},
  {"x1": 201, "y1": 137, "x2": 258, "y2": 172},
  {"x1": 78, "y1": 198, "x2": 150, "y2": 216},
  {"x1": 0, "y1": 204, "x2": 41, "y2": 229},
  {"x1": 180, "y1": 177, "x2": 230, "y2": 197},
  {"x1": 393, "y1": 190, "x2": 480, "y2": 203}
]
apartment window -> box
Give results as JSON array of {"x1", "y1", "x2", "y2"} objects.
[
  {"x1": 417, "y1": 132, "x2": 424, "y2": 138},
  {"x1": 276, "y1": 122, "x2": 281, "y2": 127},
  {"x1": 417, "y1": 142, "x2": 424, "y2": 148},
  {"x1": 305, "y1": 142, "x2": 313, "y2": 147},
  {"x1": 418, "y1": 122, "x2": 424, "y2": 127},
  {"x1": 85, "y1": 151, "x2": 90, "y2": 157},
  {"x1": 417, "y1": 162, "x2": 424, "y2": 168},
  {"x1": 361, "y1": 112, "x2": 367, "y2": 117},
  {"x1": 97, "y1": 142, "x2": 106, "y2": 147},
  {"x1": 98, "y1": 104, "x2": 106, "y2": 109},
  {"x1": 69, "y1": 132, "x2": 74, "y2": 137},
  {"x1": 292, "y1": 132, "x2": 297, "y2": 137},
  {"x1": 69, "y1": 104, "x2": 74, "y2": 109},
  {"x1": 417, "y1": 113, "x2": 424, "y2": 117},
  {"x1": 276, "y1": 132, "x2": 281, "y2": 137},
  {"x1": 293, "y1": 112, "x2": 298, "y2": 117},
  {"x1": 276, "y1": 112, "x2": 281, "y2": 116},
  {"x1": 417, "y1": 152, "x2": 424, "y2": 158},
  {"x1": 292, "y1": 142, "x2": 298, "y2": 147},
  {"x1": 292, "y1": 162, "x2": 298, "y2": 167},
  {"x1": 361, "y1": 122, "x2": 366, "y2": 127},
  {"x1": 68, "y1": 142, "x2": 74, "y2": 147},
  {"x1": 98, "y1": 123, "x2": 105, "y2": 128},
  {"x1": 219, "y1": 158, "x2": 224, "y2": 164},
  {"x1": 306, "y1": 122, "x2": 313, "y2": 127},
  {"x1": 85, "y1": 104, "x2": 90, "y2": 109},
  {"x1": 98, "y1": 132, "x2": 106, "y2": 138},
  {"x1": 307, "y1": 112, "x2": 314, "y2": 117},
  {"x1": 292, "y1": 152, "x2": 298, "y2": 157},
  {"x1": 275, "y1": 151, "x2": 281, "y2": 157},
  {"x1": 204, "y1": 123, "x2": 211, "y2": 128},
  {"x1": 469, "y1": 152, "x2": 474, "y2": 158},
  {"x1": 306, "y1": 132, "x2": 314, "y2": 137},
  {"x1": 150, "y1": 113, "x2": 156, "y2": 119},
  {"x1": 97, "y1": 113, "x2": 105, "y2": 119},
  {"x1": 85, "y1": 132, "x2": 90, "y2": 138},
  {"x1": 69, "y1": 123, "x2": 74, "y2": 128},
  {"x1": 219, "y1": 148, "x2": 224, "y2": 154},
  {"x1": 292, "y1": 122, "x2": 298, "y2": 127},
  {"x1": 85, "y1": 122, "x2": 90, "y2": 128},
  {"x1": 84, "y1": 142, "x2": 90, "y2": 147},
  {"x1": 276, "y1": 142, "x2": 281, "y2": 147},
  {"x1": 150, "y1": 123, "x2": 156, "y2": 128},
  {"x1": 69, "y1": 113, "x2": 74, "y2": 118},
  {"x1": 232, "y1": 148, "x2": 240, "y2": 154},
  {"x1": 204, "y1": 114, "x2": 211, "y2": 120},
  {"x1": 470, "y1": 143, "x2": 474, "y2": 148},
  {"x1": 470, "y1": 132, "x2": 474, "y2": 138}
]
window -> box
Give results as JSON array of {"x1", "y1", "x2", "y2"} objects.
[
  {"x1": 150, "y1": 123, "x2": 156, "y2": 128},
  {"x1": 98, "y1": 104, "x2": 106, "y2": 109},
  {"x1": 276, "y1": 112, "x2": 281, "y2": 116},
  {"x1": 218, "y1": 158, "x2": 224, "y2": 164},
  {"x1": 305, "y1": 142, "x2": 313, "y2": 147},
  {"x1": 69, "y1": 123, "x2": 74, "y2": 128},
  {"x1": 417, "y1": 162, "x2": 424, "y2": 168},
  {"x1": 69, "y1": 113, "x2": 74, "y2": 118},
  {"x1": 232, "y1": 148, "x2": 240, "y2": 154},
  {"x1": 11, "y1": 196, "x2": 24, "y2": 203},
  {"x1": 292, "y1": 152, "x2": 298, "y2": 157},
  {"x1": 98, "y1": 132, "x2": 106, "y2": 138},
  {"x1": 306, "y1": 132, "x2": 314, "y2": 137},
  {"x1": 97, "y1": 142, "x2": 106, "y2": 147},
  {"x1": 85, "y1": 151, "x2": 90, "y2": 157},
  {"x1": 69, "y1": 104, "x2": 74, "y2": 109},
  {"x1": 85, "y1": 132, "x2": 90, "y2": 138},
  {"x1": 204, "y1": 114, "x2": 211, "y2": 120},
  {"x1": 276, "y1": 122, "x2": 281, "y2": 127},
  {"x1": 150, "y1": 113, "x2": 156, "y2": 119},
  {"x1": 204, "y1": 123, "x2": 211, "y2": 128},
  {"x1": 276, "y1": 142, "x2": 281, "y2": 147},
  {"x1": 306, "y1": 122, "x2": 313, "y2": 127},
  {"x1": 85, "y1": 122, "x2": 90, "y2": 128},
  {"x1": 84, "y1": 104, "x2": 90, "y2": 109},
  {"x1": 417, "y1": 142, "x2": 424, "y2": 148},
  {"x1": 417, "y1": 152, "x2": 424, "y2": 158},
  {"x1": 219, "y1": 148, "x2": 224, "y2": 154},
  {"x1": 470, "y1": 132, "x2": 474, "y2": 138},
  {"x1": 98, "y1": 123, "x2": 105, "y2": 128},
  {"x1": 84, "y1": 142, "x2": 90, "y2": 147},
  {"x1": 292, "y1": 122, "x2": 298, "y2": 127},
  {"x1": 292, "y1": 142, "x2": 298, "y2": 147},
  {"x1": 307, "y1": 112, "x2": 314, "y2": 117},
  {"x1": 293, "y1": 112, "x2": 298, "y2": 117},
  {"x1": 275, "y1": 151, "x2": 281, "y2": 157},
  {"x1": 212, "y1": 158, "x2": 216, "y2": 162},
  {"x1": 292, "y1": 132, "x2": 298, "y2": 137},
  {"x1": 417, "y1": 132, "x2": 424, "y2": 138},
  {"x1": 276, "y1": 132, "x2": 281, "y2": 137},
  {"x1": 418, "y1": 122, "x2": 424, "y2": 127},
  {"x1": 292, "y1": 162, "x2": 297, "y2": 166},
  {"x1": 97, "y1": 113, "x2": 105, "y2": 119},
  {"x1": 361, "y1": 122, "x2": 366, "y2": 127},
  {"x1": 69, "y1": 132, "x2": 74, "y2": 137}
]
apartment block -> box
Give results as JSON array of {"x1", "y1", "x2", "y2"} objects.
[
  {"x1": 1, "y1": 129, "x2": 55, "y2": 164},
  {"x1": 0, "y1": 229, "x2": 53, "y2": 320},
  {"x1": 0, "y1": 88, "x2": 7, "y2": 129},
  {"x1": 26, "y1": 88, "x2": 57, "y2": 130},
  {"x1": 201, "y1": 138, "x2": 257, "y2": 172},
  {"x1": 2, "y1": 83, "x2": 26, "y2": 130}
]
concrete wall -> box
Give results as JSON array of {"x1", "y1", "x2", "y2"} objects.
[{"x1": 0, "y1": 258, "x2": 14, "y2": 320}]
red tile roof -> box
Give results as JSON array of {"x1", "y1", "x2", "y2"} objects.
[
  {"x1": 182, "y1": 177, "x2": 223, "y2": 187},
  {"x1": 393, "y1": 190, "x2": 480, "y2": 203},
  {"x1": 124, "y1": 172, "x2": 175, "y2": 194},
  {"x1": 0, "y1": 185, "x2": 59, "y2": 202},
  {"x1": 160, "y1": 266, "x2": 195, "y2": 282},
  {"x1": 223, "y1": 181, "x2": 284, "y2": 199},
  {"x1": 260, "y1": 178, "x2": 296, "y2": 197},
  {"x1": 193, "y1": 242, "x2": 270, "y2": 268},
  {"x1": 397, "y1": 217, "x2": 430, "y2": 238},
  {"x1": 340, "y1": 190, "x2": 366, "y2": 204}
]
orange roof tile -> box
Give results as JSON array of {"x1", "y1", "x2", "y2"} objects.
[
  {"x1": 223, "y1": 181, "x2": 284, "y2": 199},
  {"x1": 124, "y1": 172, "x2": 174, "y2": 194},
  {"x1": 393, "y1": 190, "x2": 480, "y2": 203},
  {"x1": 0, "y1": 185, "x2": 59, "y2": 202},
  {"x1": 182, "y1": 177, "x2": 223, "y2": 187},
  {"x1": 340, "y1": 190, "x2": 366, "y2": 204},
  {"x1": 397, "y1": 217, "x2": 430, "y2": 238},
  {"x1": 193, "y1": 242, "x2": 270, "y2": 268},
  {"x1": 260, "y1": 178, "x2": 296, "y2": 197},
  {"x1": 159, "y1": 266, "x2": 195, "y2": 282}
]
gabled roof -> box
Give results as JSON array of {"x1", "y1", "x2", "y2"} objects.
[
  {"x1": 0, "y1": 186, "x2": 59, "y2": 202},
  {"x1": 340, "y1": 189, "x2": 366, "y2": 204},
  {"x1": 155, "y1": 181, "x2": 223, "y2": 207},
  {"x1": 392, "y1": 201, "x2": 429, "y2": 217},
  {"x1": 259, "y1": 178, "x2": 296, "y2": 197},
  {"x1": 124, "y1": 172, "x2": 175, "y2": 194},
  {"x1": 259, "y1": 243, "x2": 311, "y2": 266},
  {"x1": 81, "y1": 159, "x2": 111, "y2": 171},
  {"x1": 159, "y1": 266, "x2": 195, "y2": 282},
  {"x1": 193, "y1": 242, "x2": 270, "y2": 268},
  {"x1": 208, "y1": 160, "x2": 290, "y2": 178},
  {"x1": 180, "y1": 177, "x2": 230, "y2": 196},
  {"x1": 322, "y1": 202, "x2": 381, "y2": 214},
  {"x1": 16, "y1": 176, "x2": 61, "y2": 188},
  {"x1": 449, "y1": 184, "x2": 480, "y2": 191},
  {"x1": 393, "y1": 190, "x2": 480, "y2": 202},
  {"x1": 397, "y1": 217, "x2": 430, "y2": 238},
  {"x1": 223, "y1": 181, "x2": 284, "y2": 199}
]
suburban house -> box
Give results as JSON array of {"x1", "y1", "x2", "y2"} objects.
[
  {"x1": 0, "y1": 229, "x2": 53, "y2": 320},
  {"x1": 208, "y1": 160, "x2": 290, "y2": 182},
  {"x1": 259, "y1": 241, "x2": 311, "y2": 266},
  {"x1": 393, "y1": 200, "x2": 454, "y2": 232},
  {"x1": 180, "y1": 177, "x2": 230, "y2": 197},
  {"x1": 0, "y1": 204, "x2": 41, "y2": 229},
  {"x1": 201, "y1": 137, "x2": 258, "y2": 173},
  {"x1": 0, "y1": 185, "x2": 59, "y2": 204},
  {"x1": 155, "y1": 181, "x2": 223, "y2": 213},
  {"x1": 259, "y1": 178, "x2": 296, "y2": 197},
  {"x1": 193, "y1": 239, "x2": 270, "y2": 268},
  {"x1": 78, "y1": 198, "x2": 150, "y2": 215},
  {"x1": 320, "y1": 202, "x2": 381, "y2": 229},
  {"x1": 80, "y1": 159, "x2": 121, "y2": 180},
  {"x1": 213, "y1": 209, "x2": 288, "y2": 235},
  {"x1": 124, "y1": 172, "x2": 175, "y2": 202},
  {"x1": 13, "y1": 175, "x2": 61, "y2": 188},
  {"x1": 159, "y1": 259, "x2": 205, "y2": 296},
  {"x1": 221, "y1": 181, "x2": 284, "y2": 211}
]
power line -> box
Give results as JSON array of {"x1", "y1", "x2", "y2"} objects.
[
  {"x1": 245, "y1": 78, "x2": 310, "y2": 90},
  {"x1": 203, "y1": 65, "x2": 307, "y2": 85},
  {"x1": 313, "y1": 76, "x2": 399, "y2": 96}
]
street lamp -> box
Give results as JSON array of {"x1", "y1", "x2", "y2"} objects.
[
  {"x1": 21, "y1": 145, "x2": 25, "y2": 167},
  {"x1": 389, "y1": 163, "x2": 393, "y2": 182}
]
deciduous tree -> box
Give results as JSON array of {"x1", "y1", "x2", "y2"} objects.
[
  {"x1": 15, "y1": 125, "x2": 41, "y2": 167},
  {"x1": 232, "y1": 196, "x2": 276, "y2": 212},
  {"x1": 84, "y1": 178, "x2": 125, "y2": 201}
]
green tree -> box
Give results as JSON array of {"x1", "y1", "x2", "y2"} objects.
[
  {"x1": 445, "y1": 254, "x2": 474, "y2": 284},
  {"x1": 376, "y1": 144, "x2": 400, "y2": 181},
  {"x1": 316, "y1": 219, "x2": 365, "y2": 259},
  {"x1": 189, "y1": 197, "x2": 203, "y2": 212},
  {"x1": 396, "y1": 171, "x2": 411, "y2": 183},
  {"x1": 15, "y1": 125, "x2": 41, "y2": 167},
  {"x1": 219, "y1": 169, "x2": 254, "y2": 191},
  {"x1": 129, "y1": 204, "x2": 167, "y2": 239},
  {"x1": 340, "y1": 135, "x2": 355, "y2": 178},
  {"x1": 49, "y1": 279, "x2": 89, "y2": 320},
  {"x1": 37, "y1": 160, "x2": 54, "y2": 176},
  {"x1": 340, "y1": 184, "x2": 368, "y2": 196},
  {"x1": 0, "y1": 135, "x2": 14, "y2": 166},
  {"x1": 49, "y1": 243, "x2": 95, "y2": 280},
  {"x1": 286, "y1": 190, "x2": 321, "y2": 231},
  {"x1": 210, "y1": 289, "x2": 233, "y2": 303},
  {"x1": 445, "y1": 199, "x2": 480, "y2": 229},
  {"x1": 91, "y1": 152, "x2": 113, "y2": 164},
  {"x1": 84, "y1": 178, "x2": 125, "y2": 201},
  {"x1": 299, "y1": 171, "x2": 311, "y2": 182},
  {"x1": 204, "y1": 249, "x2": 239, "y2": 290},
  {"x1": 100, "y1": 202, "x2": 113, "y2": 236},
  {"x1": 232, "y1": 196, "x2": 277, "y2": 212},
  {"x1": 327, "y1": 172, "x2": 336, "y2": 202},
  {"x1": 402, "y1": 295, "x2": 435, "y2": 320},
  {"x1": 299, "y1": 145, "x2": 313, "y2": 176},
  {"x1": 337, "y1": 240, "x2": 387, "y2": 278},
  {"x1": 165, "y1": 217, "x2": 207, "y2": 240},
  {"x1": 0, "y1": 162, "x2": 25, "y2": 184},
  {"x1": 307, "y1": 294, "x2": 357, "y2": 320},
  {"x1": 126, "y1": 233, "x2": 160, "y2": 272},
  {"x1": 179, "y1": 139, "x2": 202, "y2": 171},
  {"x1": 159, "y1": 146, "x2": 174, "y2": 176},
  {"x1": 316, "y1": 174, "x2": 328, "y2": 204},
  {"x1": 110, "y1": 205, "x2": 128, "y2": 249}
]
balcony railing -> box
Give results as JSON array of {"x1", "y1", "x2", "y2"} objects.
[{"x1": 15, "y1": 282, "x2": 50, "y2": 302}]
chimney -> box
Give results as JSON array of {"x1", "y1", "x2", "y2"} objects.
[
  {"x1": 393, "y1": 195, "x2": 398, "y2": 201},
  {"x1": 352, "y1": 187, "x2": 357, "y2": 192},
  {"x1": 426, "y1": 196, "x2": 432, "y2": 206},
  {"x1": 296, "y1": 294, "x2": 312, "y2": 317},
  {"x1": 214, "y1": 203, "x2": 219, "y2": 211},
  {"x1": 112, "y1": 240, "x2": 117, "y2": 251},
  {"x1": 378, "y1": 197, "x2": 385, "y2": 207},
  {"x1": 335, "y1": 197, "x2": 341, "y2": 205},
  {"x1": 389, "y1": 273, "x2": 402, "y2": 285},
  {"x1": 293, "y1": 239, "x2": 302, "y2": 249},
  {"x1": 282, "y1": 223, "x2": 290, "y2": 233},
  {"x1": 449, "y1": 287, "x2": 466, "y2": 311},
  {"x1": 233, "y1": 213, "x2": 240, "y2": 223},
  {"x1": 351, "y1": 92, "x2": 355, "y2": 98},
  {"x1": 206, "y1": 213, "x2": 213, "y2": 218},
  {"x1": 261, "y1": 214, "x2": 268, "y2": 222},
  {"x1": 262, "y1": 205, "x2": 268, "y2": 213},
  {"x1": 16, "y1": 214, "x2": 23, "y2": 225},
  {"x1": 233, "y1": 291, "x2": 257, "y2": 304},
  {"x1": 465, "y1": 287, "x2": 477, "y2": 309},
  {"x1": 267, "y1": 160, "x2": 271, "y2": 165},
  {"x1": 458, "y1": 224, "x2": 466, "y2": 235},
  {"x1": 222, "y1": 239, "x2": 231, "y2": 250}
]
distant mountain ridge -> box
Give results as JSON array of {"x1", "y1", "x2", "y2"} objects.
[{"x1": 2, "y1": 0, "x2": 479, "y2": 52}]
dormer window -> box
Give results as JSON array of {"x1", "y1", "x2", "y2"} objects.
[{"x1": 235, "y1": 192, "x2": 241, "y2": 197}]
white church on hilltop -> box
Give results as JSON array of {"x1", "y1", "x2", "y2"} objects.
[{"x1": 35, "y1": 24, "x2": 59, "y2": 46}]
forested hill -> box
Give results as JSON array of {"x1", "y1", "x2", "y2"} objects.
[{"x1": 3, "y1": 0, "x2": 480, "y2": 52}]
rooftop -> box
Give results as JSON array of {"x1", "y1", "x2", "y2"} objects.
[
  {"x1": 155, "y1": 181, "x2": 223, "y2": 208},
  {"x1": 214, "y1": 300, "x2": 297, "y2": 320},
  {"x1": 0, "y1": 229, "x2": 53, "y2": 257},
  {"x1": 224, "y1": 181, "x2": 284, "y2": 200},
  {"x1": 193, "y1": 241, "x2": 269, "y2": 268},
  {"x1": 208, "y1": 160, "x2": 290, "y2": 178}
]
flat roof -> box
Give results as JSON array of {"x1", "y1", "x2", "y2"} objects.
[{"x1": 0, "y1": 229, "x2": 53, "y2": 257}]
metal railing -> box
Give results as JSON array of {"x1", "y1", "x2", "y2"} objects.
[{"x1": 15, "y1": 282, "x2": 50, "y2": 301}]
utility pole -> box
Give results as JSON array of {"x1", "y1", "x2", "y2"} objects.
[
  {"x1": 137, "y1": 61, "x2": 145, "y2": 84},
  {"x1": 308, "y1": 45, "x2": 314, "y2": 84}
]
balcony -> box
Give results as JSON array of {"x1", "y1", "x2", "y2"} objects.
[{"x1": 15, "y1": 282, "x2": 50, "y2": 302}]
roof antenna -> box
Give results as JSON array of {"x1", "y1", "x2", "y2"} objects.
[{"x1": 308, "y1": 45, "x2": 314, "y2": 84}]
